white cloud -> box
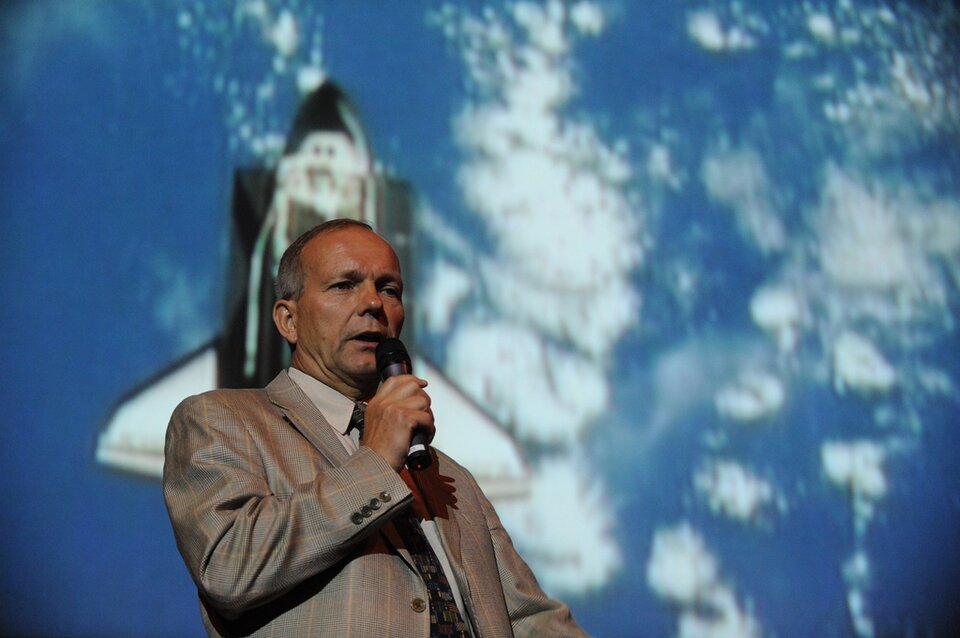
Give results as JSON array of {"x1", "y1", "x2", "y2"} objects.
[
  {"x1": 750, "y1": 285, "x2": 803, "y2": 352},
  {"x1": 817, "y1": 168, "x2": 938, "y2": 296},
  {"x1": 446, "y1": 320, "x2": 608, "y2": 444},
  {"x1": 806, "y1": 13, "x2": 837, "y2": 45},
  {"x1": 496, "y1": 457, "x2": 620, "y2": 594},
  {"x1": 822, "y1": 440, "x2": 887, "y2": 501},
  {"x1": 432, "y1": 3, "x2": 634, "y2": 594},
  {"x1": 647, "y1": 523, "x2": 718, "y2": 604},
  {"x1": 695, "y1": 460, "x2": 778, "y2": 523},
  {"x1": 418, "y1": 261, "x2": 472, "y2": 334},
  {"x1": 702, "y1": 144, "x2": 785, "y2": 255},
  {"x1": 648, "y1": 523, "x2": 761, "y2": 638},
  {"x1": 687, "y1": 10, "x2": 757, "y2": 53},
  {"x1": 570, "y1": 2, "x2": 604, "y2": 35},
  {"x1": 479, "y1": 257, "x2": 639, "y2": 358},
  {"x1": 715, "y1": 370, "x2": 786, "y2": 423},
  {"x1": 832, "y1": 332, "x2": 897, "y2": 396}
]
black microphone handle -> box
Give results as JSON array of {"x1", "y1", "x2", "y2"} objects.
[
  {"x1": 380, "y1": 361, "x2": 409, "y2": 378},
  {"x1": 406, "y1": 431, "x2": 431, "y2": 471},
  {"x1": 376, "y1": 339, "x2": 432, "y2": 470}
]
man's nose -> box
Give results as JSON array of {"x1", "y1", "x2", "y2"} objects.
[{"x1": 357, "y1": 283, "x2": 384, "y2": 314}]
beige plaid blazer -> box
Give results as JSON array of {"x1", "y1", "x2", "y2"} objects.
[{"x1": 163, "y1": 371, "x2": 587, "y2": 637}]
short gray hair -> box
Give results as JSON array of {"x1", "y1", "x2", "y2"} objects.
[{"x1": 274, "y1": 218, "x2": 375, "y2": 300}]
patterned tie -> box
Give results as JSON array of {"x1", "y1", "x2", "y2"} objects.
[
  {"x1": 349, "y1": 404, "x2": 470, "y2": 637},
  {"x1": 394, "y1": 512, "x2": 470, "y2": 637}
]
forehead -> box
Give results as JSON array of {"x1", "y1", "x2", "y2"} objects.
[{"x1": 301, "y1": 227, "x2": 401, "y2": 277}]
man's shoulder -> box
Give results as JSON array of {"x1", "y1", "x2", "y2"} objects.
[
  {"x1": 175, "y1": 371, "x2": 293, "y2": 411},
  {"x1": 432, "y1": 448, "x2": 482, "y2": 487},
  {"x1": 173, "y1": 385, "x2": 273, "y2": 418}
]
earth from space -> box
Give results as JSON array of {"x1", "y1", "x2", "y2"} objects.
[{"x1": 2, "y1": 1, "x2": 959, "y2": 637}]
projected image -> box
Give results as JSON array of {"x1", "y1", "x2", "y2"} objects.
[{"x1": 3, "y1": 1, "x2": 959, "y2": 637}]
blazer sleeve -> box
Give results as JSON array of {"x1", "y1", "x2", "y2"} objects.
[
  {"x1": 162, "y1": 391, "x2": 412, "y2": 618},
  {"x1": 472, "y1": 473, "x2": 591, "y2": 638}
]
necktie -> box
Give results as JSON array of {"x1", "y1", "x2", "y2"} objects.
[
  {"x1": 349, "y1": 404, "x2": 470, "y2": 637},
  {"x1": 348, "y1": 401, "x2": 366, "y2": 447}
]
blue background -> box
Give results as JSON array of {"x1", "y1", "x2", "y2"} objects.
[{"x1": 2, "y1": 1, "x2": 959, "y2": 636}]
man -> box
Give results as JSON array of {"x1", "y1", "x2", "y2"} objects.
[{"x1": 164, "y1": 219, "x2": 588, "y2": 637}]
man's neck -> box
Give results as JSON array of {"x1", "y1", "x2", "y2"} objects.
[{"x1": 289, "y1": 362, "x2": 376, "y2": 402}]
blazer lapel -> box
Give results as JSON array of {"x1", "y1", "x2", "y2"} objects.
[{"x1": 265, "y1": 371, "x2": 350, "y2": 468}]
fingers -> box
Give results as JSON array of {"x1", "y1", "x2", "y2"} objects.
[
  {"x1": 375, "y1": 376, "x2": 432, "y2": 418},
  {"x1": 360, "y1": 375, "x2": 435, "y2": 472},
  {"x1": 378, "y1": 374, "x2": 429, "y2": 396}
]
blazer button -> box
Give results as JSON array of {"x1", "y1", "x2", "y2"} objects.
[
  {"x1": 410, "y1": 598, "x2": 427, "y2": 613},
  {"x1": 350, "y1": 512, "x2": 364, "y2": 525},
  {"x1": 379, "y1": 491, "x2": 391, "y2": 503},
  {"x1": 360, "y1": 505, "x2": 373, "y2": 517},
  {"x1": 369, "y1": 498, "x2": 382, "y2": 510}
]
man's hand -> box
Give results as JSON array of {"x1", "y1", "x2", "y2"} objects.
[{"x1": 361, "y1": 375, "x2": 435, "y2": 472}]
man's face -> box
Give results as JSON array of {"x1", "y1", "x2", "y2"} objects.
[{"x1": 277, "y1": 226, "x2": 404, "y2": 399}]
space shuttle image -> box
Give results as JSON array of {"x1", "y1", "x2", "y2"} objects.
[{"x1": 97, "y1": 81, "x2": 529, "y2": 500}]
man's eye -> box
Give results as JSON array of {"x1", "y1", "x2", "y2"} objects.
[
  {"x1": 331, "y1": 281, "x2": 354, "y2": 290},
  {"x1": 381, "y1": 286, "x2": 401, "y2": 298}
]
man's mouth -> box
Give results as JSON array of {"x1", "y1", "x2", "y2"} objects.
[{"x1": 349, "y1": 331, "x2": 385, "y2": 346}]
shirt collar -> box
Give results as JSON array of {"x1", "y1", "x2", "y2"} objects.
[{"x1": 287, "y1": 367, "x2": 357, "y2": 436}]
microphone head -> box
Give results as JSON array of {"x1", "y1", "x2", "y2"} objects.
[{"x1": 376, "y1": 338, "x2": 411, "y2": 380}]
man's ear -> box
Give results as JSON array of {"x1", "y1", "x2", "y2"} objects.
[{"x1": 273, "y1": 299, "x2": 298, "y2": 345}]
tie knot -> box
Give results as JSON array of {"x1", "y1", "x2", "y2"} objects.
[{"x1": 348, "y1": 402, "x2": 366, "y2": 439}]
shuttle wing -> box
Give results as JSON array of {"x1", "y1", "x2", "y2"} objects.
[
  {"x1": 96, "y1": 346, "x2": 218, "y2": 477},
  {"x1": 96, "y1": 349, "x2": 530, "y2": 499}
]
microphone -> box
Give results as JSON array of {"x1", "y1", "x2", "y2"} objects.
[{"x1": 375, "y1": 338, "x2": 432, "y2": 470}]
